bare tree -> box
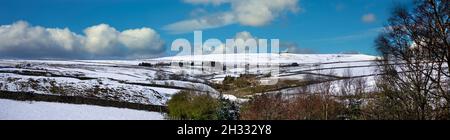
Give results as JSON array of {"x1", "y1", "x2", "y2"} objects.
[
  {"x1": 314, "y1": 70, "x2": 337, "y2": 120},
  {"x1": 339, "y1": 68, "x2": 369, "y2": 119},
  {"x1": 374, "y1": 0, "x2": 449, "y2": 119},
  {"x1": 340, "y1": 68, "x2": 355, "y2": 96}
]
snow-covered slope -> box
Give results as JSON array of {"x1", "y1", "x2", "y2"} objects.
[
  {"x1": 0, "y1": 53, "x2": 379, "y2": 104},
  {"x1": 0, "y1": 99, "x2": 164, "y2": 120},
  {"x1": 151, "y1": 53, "x2": 379, "y2": 83},
  {"x1": 156, "y1": 53, "x2": 377, "y2": 64},
  {"x1": 0, "y1": 59, "x2": 219, "y2": 106},
  {"x1": 0, "y1": 53, "x2": 382, "y2": 119},
  {"x1": 150, "y1": 53, "x2": 382, "y2": 97}
]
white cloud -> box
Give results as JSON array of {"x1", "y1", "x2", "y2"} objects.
[
  {"x1": 232, "y1": 0, "x2": 299, "y2": 26},
  {"x1": 206, "y1": 31, "x2": 258, "y2": 54},
  {"x1": 119, "y1": 27, "x2": 164, "y2": 58},
  {"x1": 180, "y1": 31, "x2": 303, "y2": 55},
  {"x1": 0, "y1": 21, "x2": 86, "y2": 59},
  {"x1": 204, "y1": 31, "x2": 308, "y2": 54},
  {"x1": 362, "y1": 13, "x2": 376, "y2": 23},
  {"x1": 0, "y1": 21, "x2": 165, "y2": 59},
  {"x1": 189, "y1": 8, "x2": 208, "y2": 17},
  {"x1": 47, "y1": 28, "x2": 84, "y2": 51},
  {"x1": 165, "y1": 0, "x2": 300, "y2": 33},
  {"x1": 164, "y1": 12, "x2": 236, "y2": 34},
  {"x1": 83, "y1": 24, "x2": 121, "y2": 55},
  {"x1": 120, "y1": 28, "x2": 162, "y2": 50}
]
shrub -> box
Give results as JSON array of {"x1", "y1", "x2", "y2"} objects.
[
  {"x1": 167, "y1": 91, "x2": 220, "y2": 120},
  {"x1": 217, "y1": 98, "x2": 240, "y2": 120},
  {"x1": 222, "y1": 75, "x2": 235, "y2": 85},
  {"x1": 240, "y1": 93, "x2": 286, "y2": 120},
  {"x1": 167, "y1": 91, "x2": 240, "y2": 120},
  {"x1": 240, "y1": 93, "x2": 346, "y2": 120}
]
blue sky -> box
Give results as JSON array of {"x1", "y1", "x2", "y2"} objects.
[{"x1": 0, "y1": 0, "x2": 413, "y2": 59}]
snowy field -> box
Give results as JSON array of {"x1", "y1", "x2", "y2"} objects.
[
  {"x1": 0, "y1": 53, "x2": 380, "y2": 101},
  {"x1": 156, "y1": 53, "x2": 377, "y2": 64},
  {"x1": 154, "y1": 53, "x2": 379, "y2": 81},
  {"x1": 0, "y1": 59, "x2": 219, "y2": 105},
  {"x1": 0, "y1": 99, "x2": 164, "y2": 120},
  {"x1": 0, "y1": 53, "x2": 380, "y2": 119}
]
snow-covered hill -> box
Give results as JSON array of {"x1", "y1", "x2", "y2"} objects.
[
  {"x1": 150, "y1": 53, "x2": 379, "y2": 85},
  {"x1": 0, "y1": 59, "x2": 219, "y2": 106},
  {"x1": 0, "y1": 53, "x2": 380, "y2": 119},
  {"x1": 156, "y1": 53, "x2": 377, "y2": 64},
  {"x1": 150, "y1": 53, "x2": 382, "y2": 98}
]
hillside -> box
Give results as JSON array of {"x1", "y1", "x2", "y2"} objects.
[{"x1": 0, "y1": 53, "x2": 380, "y2": 119}]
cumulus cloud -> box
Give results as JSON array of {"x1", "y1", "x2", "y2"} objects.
[
  {"x1": 175, "y1": 30, "x2": 304, "y2": 56},
  {"x1": 83, "y1": 24, "x2": 121, "y2": 55},
  {"x1": 362, "y1": 13, "x2": 376, "y2": 23},
  {"x1": 203, "y1": 31, "x2": 297, "y2": 55},
  {"x1": 165, "y1": 0, "x2": 300, "y2": 34},
  {"x1": 204, "y1": 31, "x2": 257, "y2": 54},
  {"x1": 232, "y1": 0, "x2": 299, "y2": 26},
  {"x1": 164, "y1": 12, "x2": 236, "y2": 34},
  {"x1": 0, "y1": 21, "x2": 165, "y2": 59},
  {"x1": 0, "y1": 21, "x2": 86, "y2": 59},
  {"x1": 202, "y1": 31, "x2": 310, "y2": 54},
  {"x1": 83, "y1": 24, "x2": 164, "y2": 58}
]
